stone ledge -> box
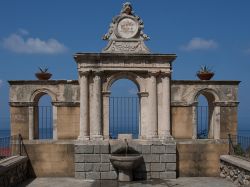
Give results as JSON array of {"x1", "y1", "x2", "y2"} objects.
[{"x1": 220, "y1": 155, "x2": 250, "y2": 171}]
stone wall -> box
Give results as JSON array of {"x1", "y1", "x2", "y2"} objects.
[
  {"x1": 75, "y1": 140, "x2": 176, "y2": 180},
  {"x1": 24, "y1": 141, "x2": 75, "y2": 177},
  {"x1": 10, "y1": 107, "x2": 29, "y2": 139},
  {"x1": 0, "y1": 156, "x2": 29, "y2": 187},
  {"x1": 177, "y1": 141, "x2": 228, "y2": 177},
  {"x1": 57, "y1": 107, "x2": 80, "y2": 139},
  {"x1": 171, "y1": 106, "x2": 194, "y2": 139},
  {"x1": 220, "y1": 155, "x2": 250, "y2": 186}
]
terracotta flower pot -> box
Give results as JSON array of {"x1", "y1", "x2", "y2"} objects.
[
  {"x1": 35, "y1": 72, "x2": 52, "y2": 80},
  {"x1": 197, "y1": 72, "x2": 214, "y2": 80}
]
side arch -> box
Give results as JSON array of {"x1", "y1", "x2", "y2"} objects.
[
  {"x1": 30, "y1": 88, "x2": 57, "y2": 103},
  {"x1": 29, "y1": 88, "x2": 57, "y2": 140},
  {"x1": 193, "y1": 88, "x2": 221, "y2": 140}
]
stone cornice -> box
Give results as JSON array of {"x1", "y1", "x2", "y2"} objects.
[
  {"x1": 74, "y1": 53, "x2": 177, "y2": 63},
  {"x1": 171, "y1": 101, "x2": 239, "y2": 107},
  {"x1": 52, "y1": 102, "x2": 80, "y2": 107},
  {"x1": 9, "y1": 102, "x2": 37, "y2": 107},
  {"x1": 172, "y1": 80, "x2": 241, "y2": 85},
  {"x1": 8, "y1": 80, "x2": 79, "y2": 85}
]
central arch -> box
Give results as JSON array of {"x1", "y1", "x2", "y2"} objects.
[{"x1": 108, "y1": 78, "x2": 140, "y2": 139}]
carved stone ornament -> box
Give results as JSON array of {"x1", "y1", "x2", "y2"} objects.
[{"x1": 102, "y1": 2, "x2": 150, "y2": 54}]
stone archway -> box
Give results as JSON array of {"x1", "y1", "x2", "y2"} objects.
[
  {"x1": 29, "y1": 89, "x2": 58, "y2": 140},
  {"x1": 75, "y1": 54, "x2": 176, "y2": 140},
  {"x1": 194, "y1": 88, "x2": 221, "y2": 140}
]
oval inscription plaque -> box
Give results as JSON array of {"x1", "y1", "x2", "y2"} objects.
[{"x1": 117, "y1": 18, "x2": 138, "y2": 39}]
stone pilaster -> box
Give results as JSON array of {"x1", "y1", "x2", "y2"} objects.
[
  {"x1": 102, "y1": 91, "x2": 111, "y2": 139},
  {"x1": 159, "y1": 73, "x2": 171, "y2": 139},
  {"x1": 28, "y1": 106, "x2": 34, "y2": 140},
  {"x1": 147, "y1": 72, "x2": 158, "y2": 139},
  {"x1": 78, "y1": 71, "x2": 90, "y2": 140},
  {"x1": 138, "y1": 91, "x2": 149, "y2": 139},
  {"x1": 90, "y1": 72, "x2": 103, "y2": 140},
  {"x1": 52, "y1": 105, "x2": 57, "y2": 140}
]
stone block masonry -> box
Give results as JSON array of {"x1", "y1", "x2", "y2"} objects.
[{"x1": 74, "y1": 140, "x2": 176, "y2": 180}]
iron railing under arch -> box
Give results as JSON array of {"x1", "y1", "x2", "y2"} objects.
[
  {"x1": 109, "y1": 97, "x2": 139, "y2": 139},
  {"x1": 196, "y1": 106, "x2": 209, "y2": 139},
  {"x1": 36, "y1": 106, "x2": 53, "y2": 139}
]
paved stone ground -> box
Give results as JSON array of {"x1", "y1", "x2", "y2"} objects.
[{"x1": 17, "y1": 177, "x2": 237, "y2": 187}]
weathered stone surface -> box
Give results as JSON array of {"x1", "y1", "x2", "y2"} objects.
[
  {"x1": 143, "y1": 154, "x2": 160, "y2": 163},
  {"x1": 75, "y1": 145, "x2": 93, "y2": 154},
  {"x1": 141, "y1": 145, "x2": 151, "y2": 154},
  {"x1": 160, "y1": 154, "x2": 176, "y2": 162},
  {"x1": 166, "y1": 163, "x2": 176, "y2": 171},
  {"x1": 101, "y1": 154, "x2": 110, "y2": 163},
  {"x1": 100, "y1": 163, "x2": 110, "y2": 172},
  {"x1": 74, "y1": 154, "x2": 84, "y2": 162},
  {"x1": 165, "y1": 144, "x2": 176, "y2": 154},
  {"x1": 84, "y1": 154, "x2": 101, "y2": 163},
  {"x1": 160, "y1": 171, "x2": 176, "y2": 179},
  {"x1": 75, "y1": 172, "x2": 85, "y2": 179},
  {"x1": 101, "y1": 171, "x2": 117, "y2": 179},
  {"x1": 151, "y1": 146, "x2": 165, "y2": 154},
  {"x1": 151, "y1": 172, "x2": 160, "y2": 178},
  {"x1": 101, "y1": 145, "x2": 110, "y2": 154},
  {"x1": 86, "y1": 172, "x2": 100, "y2": 180},
  {"x1": 151, "y1": 163, "x2": 165, "y2": 172}
]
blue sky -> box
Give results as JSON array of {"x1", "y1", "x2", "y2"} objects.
[{"x1": 0, "y1": 1, "x2": 250, "y2": 130}]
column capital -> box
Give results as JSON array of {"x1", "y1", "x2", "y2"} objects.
[
  {"x1": 79, "y1": 71, "x2": 90, "y2": 76},
  {"x1": 159, "y1": 71, "x2": 171, "y2": 78},
  {"x1": 137, "y1": 92, "x2": 149, "y2": 97},
  {"x1": 102, "y1": 91, "x2": 111, "y2": 97},
  {"x1": 148, "y1": 71, "x2": 160, "y2": 77},
  {"x1": 92, "y1": 70, "x2": 103, "y2": 76}
]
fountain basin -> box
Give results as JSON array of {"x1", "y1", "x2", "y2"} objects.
[{"x1": 110, "y1": 154, "x2": 143, "y2": 181}]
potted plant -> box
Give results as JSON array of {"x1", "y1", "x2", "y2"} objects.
[
  {"x1": 196, "y1": 65, "x2": 214, "y2": 80},
  {"x1": 35, "y1": 67, "x2": 52, "y2": 80}
]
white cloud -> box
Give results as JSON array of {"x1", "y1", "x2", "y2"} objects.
[
  {"x1": 181, "y1": 37, "x2": 218, "y2": 51},
  {"x1": 2, "y1": 31, "x2": 67, "y2": 54}
]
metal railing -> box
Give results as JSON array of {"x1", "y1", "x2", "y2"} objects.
[
  {"x1": 197, "y1": 106, "x2": 208, "y2": 139},
  {"x1": 109, "y1": 97, "x2": 139, "y2": 139},
  {"x1": 37, "y1": 106, "x2": 53, "y2": 139},
  {"x1": 0, "y1": 134, "x2": 26, "y2": 160},
  {"x1": 228, "y1": 134, "x2": 250, "y2": 159}
]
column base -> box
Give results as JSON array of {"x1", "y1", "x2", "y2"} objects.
[
  {"x1": 91, "y1": 135, "x2": 103, "y2": 140},
  {"x1": 78, "y1": 135, "x2": 90, "y2": 140}
]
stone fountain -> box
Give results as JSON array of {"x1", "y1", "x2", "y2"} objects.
[{"x1": 109, "y1": 138, "x2": 143, "y2": 181}]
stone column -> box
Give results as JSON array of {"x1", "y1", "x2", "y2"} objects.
[
  {"x1": 147, "y1": 72, "x2": 158, "y2": 139},
  {"x1": 90, "y1": 72, "x2": 103, "y2": 139},
  {"x1": 158, "y1": 73, "x2": 171, "y2": 139},
  {"x1": 138, "y1": 92, "x2": 149, "y2": 139},
  {"x1": 52, "y1": 105, "x2": 57, "y2": 140},
  {"x1": 78, "y1": 71, "x2": 89, "y2": 140},
  {"x1": 103, "y1": 91, "x2": 111, "y2": 139},
  {"x1": 28, "y1": 106, "x2": 34, "y2": 140}
]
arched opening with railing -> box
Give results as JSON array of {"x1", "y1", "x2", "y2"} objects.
[
  {"x1": 194, "y1": 89, "x2": 220, "y2": 139},
  {"x1": 30, "y1": 89, "x2": 56, "y2": 140},
  {"x1": 109, "y1": 79, "x2": 140, "y2": 139}
]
